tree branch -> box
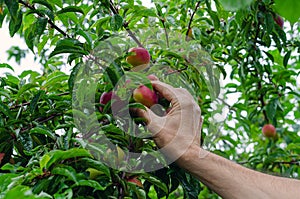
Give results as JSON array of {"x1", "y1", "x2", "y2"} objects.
[
  {"x1": 20, "y1": 113, "x2": 63, "y2": 133},
  {"x1": 186, "y1": 1, "x2": 201, "y2": 41},
  {"x1": 18, "y1": 0, "x2": 70, "y2": 38},
  {"x1": 10, "y1": 92, "x2": 70, "y2": 110},
  {"x1": 160, "y1": 18, "x2": 170, "y2": 48},
  {"x1": 109, "y1": 1, "x2": 144, "y2": 48},
  {"x1": 252, "y1": 21, "x2": 269, "y2": 122},
  {"x1": 258, "y1": 79, "x2": 269, "y2": 123}
]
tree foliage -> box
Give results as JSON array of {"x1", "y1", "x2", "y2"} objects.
[{"x1": 0, "y1": 0, "x2": 299, "y2": 198}]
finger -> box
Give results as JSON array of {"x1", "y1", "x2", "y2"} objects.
[
  {"x1": 131, "y1": 107, "x2": 152, "y2": 124},
  {"x1": 147, "y1": 74, "x2": 159, "y2": 81},
  {"x1": 151, "y1": 81, "x2": 180, "y2": 104},
  {"x1": 132, "y1": 106, "x2": 166, "y2": 135}
]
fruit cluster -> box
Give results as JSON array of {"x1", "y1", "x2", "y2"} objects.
[{"x1": 99, "y1": 47, "x2": 161, "y2": 114}]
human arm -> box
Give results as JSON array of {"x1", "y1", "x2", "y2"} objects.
[
  {"x1": 137, "y1": 80, "x2": 300, "y2": 199},
  {"x1": 182, "y1": 145, "x2": 300, "y2": 199}
]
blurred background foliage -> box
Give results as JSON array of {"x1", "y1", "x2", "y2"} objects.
[{"x1": 0, "y1": 0, "x2": 299, "y2": 198}]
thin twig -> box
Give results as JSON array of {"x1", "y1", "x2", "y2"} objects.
[
  {"x1": 109, "y1": 1, "x2": 144, "y2": 48},
  {"x1": 10, "y1": 102, "x2": 31, "y2": 110},
  {"x1": 18, "y1": 0, "x2": 70, "y2": 38},
  {"x1": 124, "y1": 25, "x2": 144, "y2": 48},
  {"x1": 186, "y1": 1, "x2": 201, "y2": 41},
  {"x1": 160, "y1": 18, "x2": 169, "y2": 48},
  {"x1": 252, "y1": 21, "x2": 269, "y2": 122},
  {"x1": 20, "y1": 113, "x2": 63, "y2": 133},
  {"x1": 258, "y1": 79, "x2": 269, "y2": 123},
  {"x1": 10, "y1": 92, "x2": 70, "y2": 110}
]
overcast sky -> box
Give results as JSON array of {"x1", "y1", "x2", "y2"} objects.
[{"x1": 0, "y1": 22, "x2": 42, "y2": 76}]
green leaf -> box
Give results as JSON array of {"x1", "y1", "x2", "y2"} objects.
[
  {"x1": 35, "y1": 17, "x2": 48, "y2": 39},
  {"x1": 266, "y1": 98, "x2": 278, "y2": 122},
  {"x1": 219, "y1": 0, "x2": 253, "y2": 11},
  {"x1": 37, "y1": 35, "x2": 49, "y2": 55},
  {"x1": 32, "y1": 0, "x2": 54, "y2": 11},
  {"x1": 263, "y1": 51, "x2": 274, "y2": 63},
  {"x1": 72, "y1": 180, "x2": 106, "y2": 191},
  {"x1": 68, "y1": 63, "x2": 81, "y2": 92},
  {"x1": 143, "y1": 175, "x2": 168, "y2": 193},
  {"x1": 50, "y1": 0, "x2": 62, "y2": 8},
  {"x1": 40, "y1": 148, "x2": 92, "y2": 169},
  {"x1": 29, "y1": 90, "x2": 44, "y2": 113},
  {"x1": 4, "y1": 0, "x2": 18, "y2": 20},
  {"x1": 57, "y1": 6, "x2": 84, "y2": 15},
  {"x1": 274, "y1": 0, "x2": 300, "y2": 24},
  {"x1": 4, "y1": 185, "x2": 51, "y2": 199},
  {"x1": 49, "y1": 38, "x2": 88, "y2": 58},
  {"x1": 127, "y1": 182, "x2": 146, "y2": 198},
  {"x1": 208, "y1": 10, "x2": 220, "y2": 30},
  {"x1": 24, "y1": 17, "x2": 47, "y2": 52},
  {"x1": 110, "y1": 14, "x2": 123, "y2": 31},
  {"x1": 30, "y1": 126, "x2": 56, "y2": 140},
  {"x1": 39, "y1": 154, "x2": 50, "y2": 171},
  {"x1": 0, "y1": 63, "x2": 14, "y2": 71},
  {"x1": 24, "y1": 28, "x2": 35, "y2": 53},
  {"x1": 52, "y1": 166, "x2": 78, "y2": 182},
  {"x1": 16, "y1": 83, "x2": 39, "y2": 100},
  {"x1": 0, "y1": 173, "x2": 19, "y2": 192},
  {"x1": 1, "y1": 162, "x2": 25, "y2": 171},
  {"x1": 283, "y1": 51, "x2": 291, "y2": 67},
  {"x1": 132, "y1": 8, "x2": 157, "y2": 18},
  {"x1": 0, "y1": 8, "x2": 7, "y2": 28},
  {"x1": 80, "y1": 158, "x2": 110, "y2": 177},
  {"x1": 76, "y1": 29, "x2": 93, "y2": 49},
  {"x1": 265, "y1": 13, "x2": 274, "y2": 34},
  {"x1": 8, "y1": 10, "x2": 22, "y2": 37},
  {"x1": 0, "y1": 100, "x2": 13, "y2": 118},
  {"x1": 43, "y1": 73, "x2": 69, "y2": 88}
]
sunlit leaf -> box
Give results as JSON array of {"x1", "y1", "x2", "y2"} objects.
[{"x1": 219, "y1": 0, "x2": 253, "y2": 11}]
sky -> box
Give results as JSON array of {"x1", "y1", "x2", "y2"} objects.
[{"x1": 0, "y1": 23, "x2": 42, "y2": 76}]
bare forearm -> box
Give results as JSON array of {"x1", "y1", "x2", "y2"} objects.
[{"x1": 177, "y1": 146, "x2": 300, "y2": 199}]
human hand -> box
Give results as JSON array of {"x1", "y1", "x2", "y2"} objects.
[{"x1": 136, "y1": 80, "x2": 202, "y2": 161}]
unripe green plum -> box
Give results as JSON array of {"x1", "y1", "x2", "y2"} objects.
[
  {"x1": 262, "y1": 124, "x2": 276, "y2": 138},
  {"x1": 133, "y1": 85, "x2": 158, "y2": 108},
  {"x1": 126, "y1": 47, "x2": 150, "y2": 68}
]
